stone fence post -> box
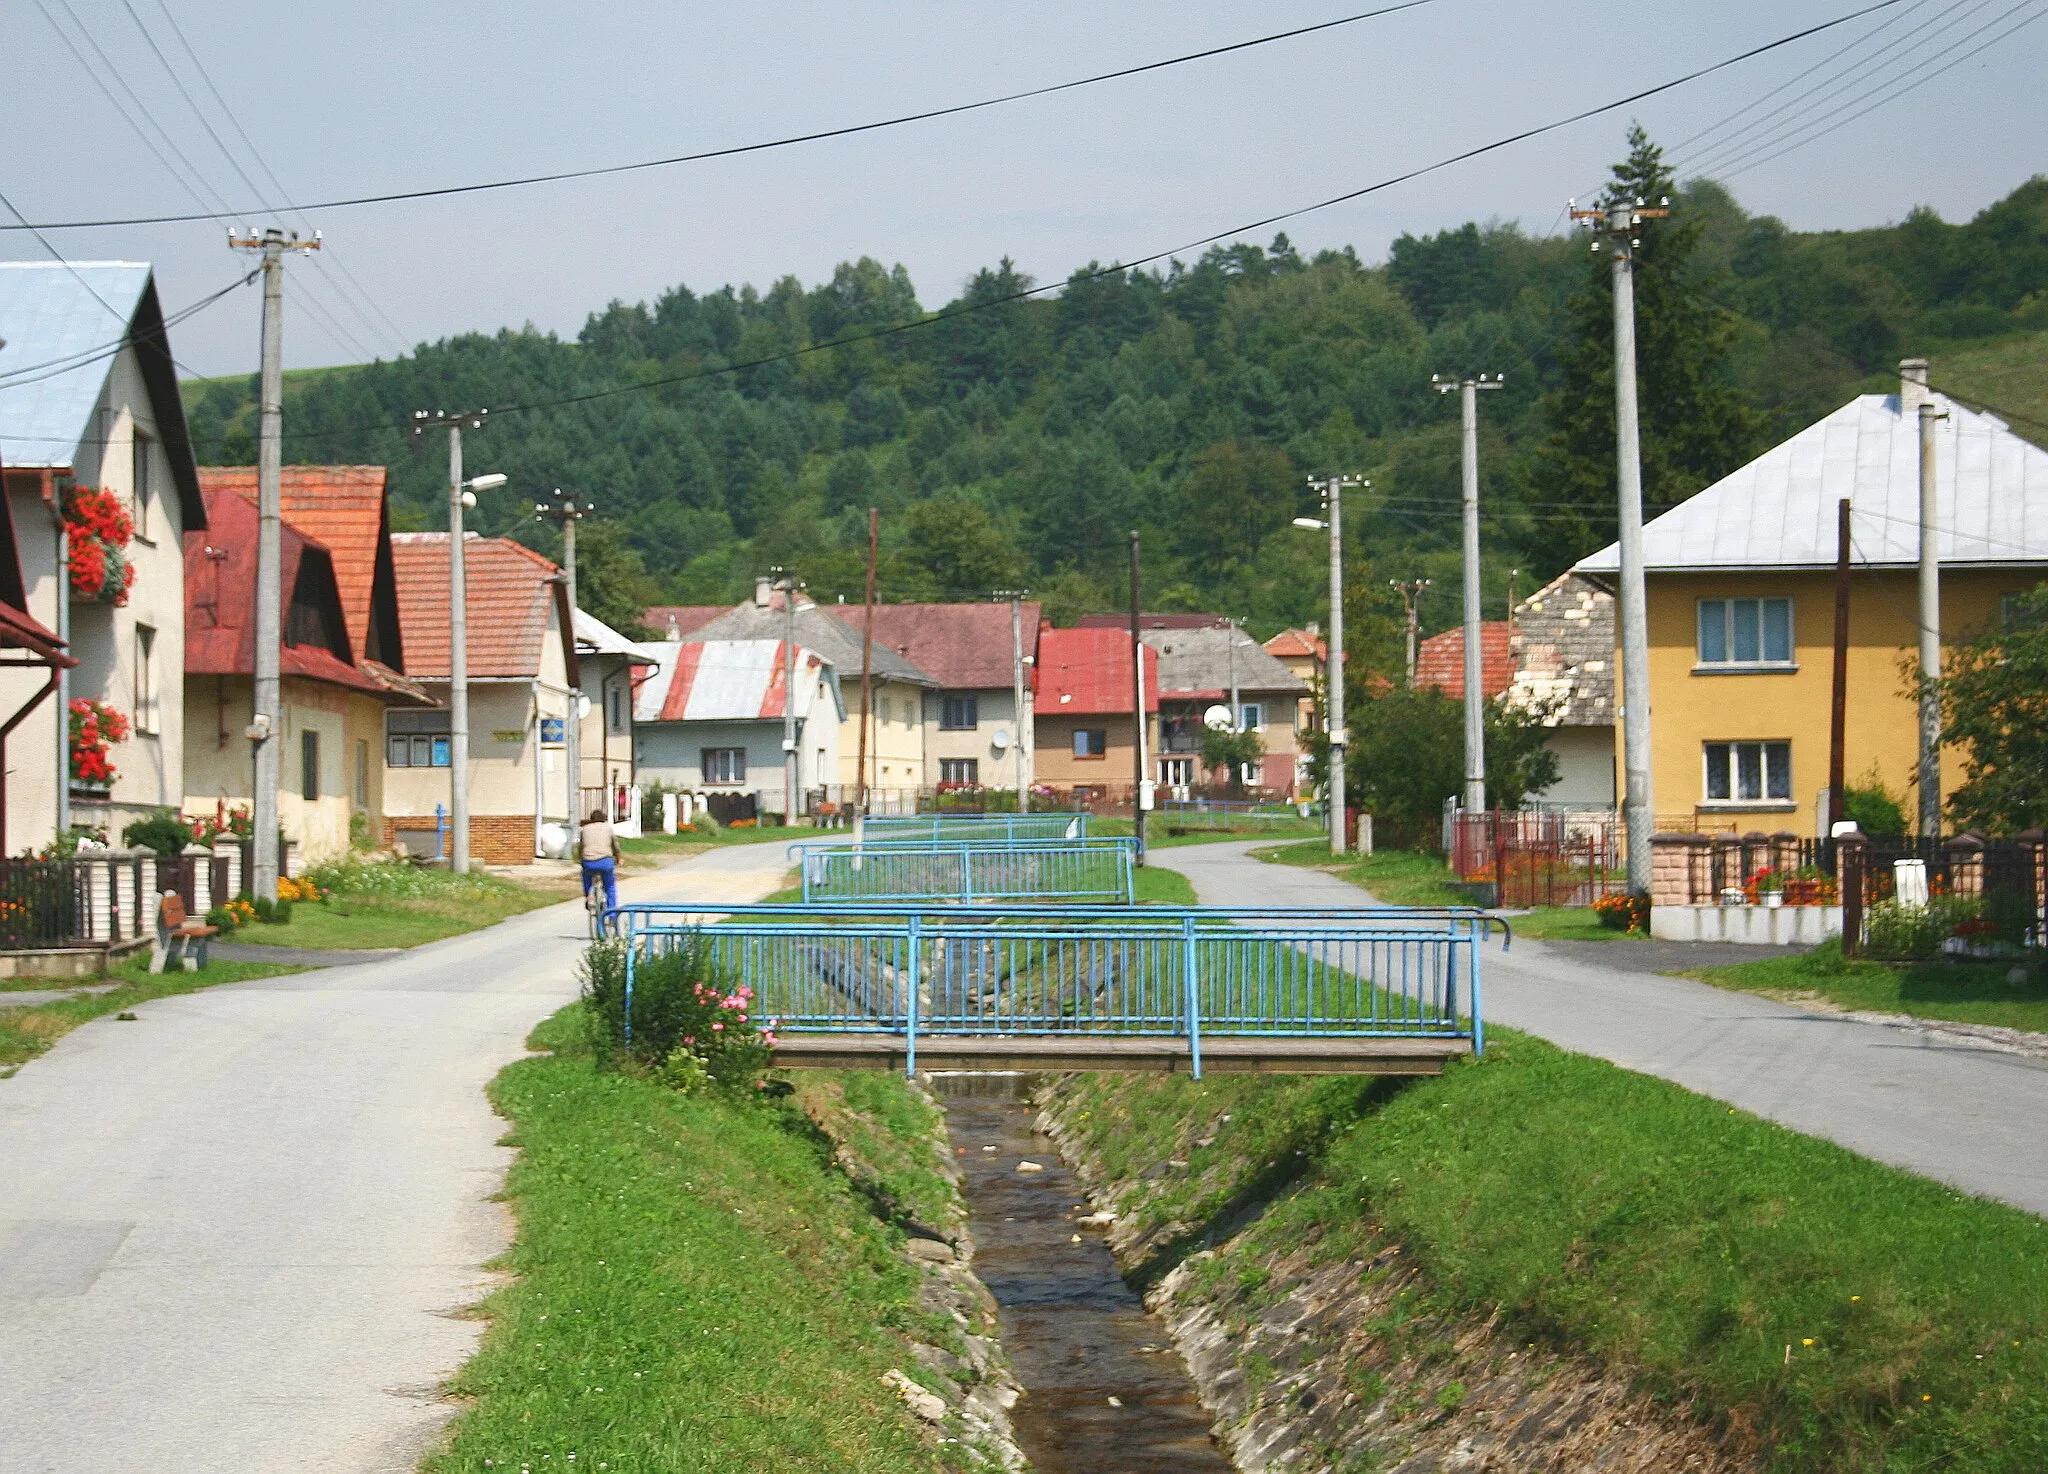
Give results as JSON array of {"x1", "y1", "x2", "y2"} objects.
[
  {"x1": 1943, "y1": 831, "x2": 1985, "y2": 898},
  {"x1": 1651, "y1": 832, "x2": 1709, "y2": 905}
]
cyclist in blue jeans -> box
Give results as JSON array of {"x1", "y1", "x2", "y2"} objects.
[{"x1": 580, "y1": 808, "x2": 621, "y2": 912}]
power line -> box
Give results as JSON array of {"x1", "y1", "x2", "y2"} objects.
[{"x1": 6, "y1": 1, "x2": 1444, "y2": 233}]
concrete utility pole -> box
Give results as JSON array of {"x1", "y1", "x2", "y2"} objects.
[
  {"x1": 996, "y1": 588, "x2": 1030, "y2": 812},
  {"x1": 411, "y1": 410, "x2": 499, "y2": 872},
  {"x1": 856, "y1": 513, "x2": 878, "y2": 836},
  {"x1": 1434, "y1": 373, "x2": 1504, "y2": 813},
  {"x1": 230, "y1": 227, "x2": 318, "y2": 901},
  {"x1": 1128, "y1": 531, "x2": 1147, "y2": 865},
  {"x1": 1391, "y1": 579, "x2": 1430, "y2": 687},
  {"x1": 1572, "y1": 194, "x2": 1668, "y2": 893},
  {"x1": 1906, "y1": 358, "x2": 1946, "y2": 839},
  {"x1": 1828, "y1": 498, "x2": 1852, "y2": 838},
  {"x1": 771, "y1": 567, "x2": 800, "y2": 825},
  {"x1": 536, "y1": 491, "x2": 591, "y2": 823},
  {"x1": 1297, "y1": 476, "x2": 1364, "y2": 855}
]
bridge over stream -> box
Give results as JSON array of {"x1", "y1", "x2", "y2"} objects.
[{"x1": 609, "y1": 901, "x2": 1500, "y2": 1077}]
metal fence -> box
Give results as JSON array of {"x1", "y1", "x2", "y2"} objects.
[
  {"x1": 784, "y1": 837, "x2": 1137, "y2": 904},
  {"x1": 0, "y1": 846, "x2": 247, "y2": 951},
  {"x1": 1444, "y1": 809, "x2": 1628, "y2": 908},
  {"x1": 611, "y1": 901, "x2": 1496, "y2": 1076},
  {"x1": 857, "y1": 814, "x2": 1091, "y2": 843},
  {"x1": 1160, "y1": 799, "x2": 1314, "y2": 831}
]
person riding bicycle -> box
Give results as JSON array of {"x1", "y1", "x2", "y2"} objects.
[{"x1": 580, "y1": 808, "x2": 621, "y2": 914}]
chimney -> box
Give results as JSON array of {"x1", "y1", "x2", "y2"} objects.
[
  {"x1": 1900, "y1": 357, "x2": 1931, "y2": 417},
  {"x1": 754, "y1": 575, "x2": 773, "y2": 608}
]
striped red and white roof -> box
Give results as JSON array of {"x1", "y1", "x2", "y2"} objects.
[{"x1": 635, "y1": 638, "x2": 838, "y2": 723}]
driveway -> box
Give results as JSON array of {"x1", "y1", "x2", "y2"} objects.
[
  {"x1": 0, "y1": 841, "x2": 790, "y2": 1474},
  {"x1": 1160, "y1": 841, "x2": 2048, "y2": 1218}
]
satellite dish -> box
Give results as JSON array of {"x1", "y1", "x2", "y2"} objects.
[
  {"x1": 1203, "y1": 704, "x2": 1234, "y2": 730},
  {"x1": 992, "y1": 727, "x2": 1011, "y2": 751}
]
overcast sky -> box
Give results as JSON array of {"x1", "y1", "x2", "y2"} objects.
[{"x1": 6, "y1": 0, "x2": 2043, "y2": 377}]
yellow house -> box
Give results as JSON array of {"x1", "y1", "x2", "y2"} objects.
[{"x1": 1576, "y1": 363, "x2": 2048, "y2": 836}]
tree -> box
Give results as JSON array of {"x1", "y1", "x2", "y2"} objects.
[
  {"x1": 1171, "y1": 441, "x2": 1296, "y2": 579},
  {"x1": 891, "y1": 497, "x2": 1022, "y2": 597},
  {"x1": 574, "y1": 520, "x2": 663, "y2": 639},
  {"x1": 1199, "y1": 725, "x2": 1266, "y2": 799},
  {"x1": 1345, "y1": 688, "x2": 1559, "y2": 847},
  {"x1": 1527, "y1": 128, "x2": 1764, "y2": 574},
  {"x1": 1938, "y1": 585, "x2": 2048, "y2": 833}
]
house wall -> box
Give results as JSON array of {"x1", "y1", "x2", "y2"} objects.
[
  {"x1": 1629, "y1": 567, "x2": 2031, "y2": 832},
  {"x1": 1535, "y1": 725, "x2": 1617, "y2": 808},
  {"x1": 580, "y1": 653, "x2": 640, "y2": 792},
  {"x1": 919, "y1": 686, "x2": 1029, "y2": 789},
  {"x1": 1033, "y1": 712, "x2": 1155, "y2": 791},
  {"x1": 0, "y1": 344, "x2": 188, "y2": 851},
  {"x1": 636, "y1": 710, "x2": 843, "y2": 811},
  {"x1": 836, "y1": 676, "x2": 927, "y2": 791}
]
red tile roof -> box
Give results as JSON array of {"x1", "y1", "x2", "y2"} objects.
[
  {"x1": 823, "y1": 601, "x2": 1041, "y2": 689},
  {"x1": 199, "y1": 467, "x2": 397, "y2": 668},
  {"x1": 392, "y1": 533, "x2": 574, "y2": 681},
  {"x1": 184, "y1": 487, "x2": 387, "y2": 696},
  {"x1": 1264, "y1": 628, "x2": 1326, "y2": 662},
  {"x1": 1414, "y1": 622, "x2": 1514, "y2": 700},
  {"x1": 1035, "y1": 627, "x2": 1159, "y2": 715},
  {"x1": 644, "y1": 605, "x2": 730, "y2": 640}
]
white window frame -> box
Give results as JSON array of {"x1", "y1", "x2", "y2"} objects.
[
  {"x1": 1073, "y1": 728, "x2": 1107, "y2": 759},
  {"x1": 133, "y1": 623, "x2": 158, "y2": 734},
  {"x1": 1237, "y1": 701, "x2": 1264, "y2": 731},
  {"x1": 1702, "y1": 740, "x2": 1793, "y2": 805},
  {"x1": 1159, "y1": 756, "x2": 1194, "y2": 786},
  {"x1": 387, "y1": 711, "x2": 451, "y2": 768},
  {"x1": 131, "y1": 427, "x2": 155, "y2": 543},
  {"x1": 940, "y1": 694, "x2": 978, "y2": 730},
  {"x1": 702, "y1": 747, "x2": 746, "y2": 785},
  {"x1": 1696, "y1": 597, "x2": 1795, "y2": 669},
  {"x1": 940, "y1": 757, "x2": 979, "y2": 785}
]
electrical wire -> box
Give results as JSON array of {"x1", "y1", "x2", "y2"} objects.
[{"x1": 5, "y1": 1, "x2": 1445, "y2": 233}]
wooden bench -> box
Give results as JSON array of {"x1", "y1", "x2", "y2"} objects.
[{"x1": 151, "y1": 891, "x2": 220, "y2": 973}]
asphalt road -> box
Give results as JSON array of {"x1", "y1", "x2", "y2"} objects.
[
  {"x1": 1161, "y1": 841, "x2": 2048, "y2": 1219},
  {"x1": 0, "y1": 841, "x2": 790, "y2": 1474}
]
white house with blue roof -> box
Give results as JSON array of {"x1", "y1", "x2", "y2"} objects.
[{"x1": 0, "y1": 261, "x2": 206, "y2": 850}]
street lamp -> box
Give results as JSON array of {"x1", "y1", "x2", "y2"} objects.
[
  {"x1": 449, "y1": 468, "x2": 507, "y2": 871},
  {"x1": 1296, "y1": 476, "x2": 1365, "y2": 855}
]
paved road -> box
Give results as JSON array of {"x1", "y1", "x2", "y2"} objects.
[
  {"x1": 0, "y1": 842, "x2": 790, "y2": 1474},
  {"x1": 1161, "y1": 842, "x2": 2048, "y2": 1218}
]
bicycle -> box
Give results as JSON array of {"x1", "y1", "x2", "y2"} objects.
[{"x1": 584, "y1": 872, "x2": 610, "y2": 940}]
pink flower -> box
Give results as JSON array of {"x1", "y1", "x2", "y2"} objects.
[{"x1": 711, "y1": 1022, "x2": 724, "y2": 1031}]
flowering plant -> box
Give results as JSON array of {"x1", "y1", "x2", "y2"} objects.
[
  {"x1": 579, "y1": 938, "x2": 776, "y2": 1090},
  {"x1": 276, "y1": 875, "x2": 323, "y2": 903},
  {"x1": 191, "y1": 805, "x2": 253, "y2": 844},
  {"x1": 64, "y1": 486, "x2": 135, "y2": 604},
  {"x1": 1593, "y1": 891, "x2": 1650, "y2": 933},
  {"x1": 69, "y1": 698, "x2": 130, "y2": 785}
]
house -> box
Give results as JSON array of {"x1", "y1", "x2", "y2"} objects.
[
  {"x1": 1142, "y1": 624, "x2": 1305, "y2": 796},
  {"x1": 1413, "y1": 623, "x2": 1514, "y2": 700},
  {"x1": 643, "y1": 605, "x2": 730, "y2": 641},
  {"x1": 1506, "y1": 573, "x2": 1617, "y2": 808},
  {"x1": 386, "y1": 532, "x2": 580, "y2": 863},
  {"x1": 1032, "y1": 626, "x2": 1158, "y2": 801},
  {"x1": 1575, "y1": 359, "x2": 2048, "y2": 834},
  {"x1": 631, "y1": 634, "x2": 844, "y2": 823},
  {"x1": 0, "y1": 261, "x2": 205, "y2": 848},
  {"x1": 825, "y1": 600, "x2": 1041, "y2": 796},
  {"x1": 575, "y1": 607, "x2": 660, "y2": 820},
  {"x1": 182, "y1": 480, "x2": 427, "y2": 860},
  {"x1": 1264, "y1": 626, "x2": 1326, "y2": 741},
  {"x1": 0, "y1": 453, "x2": 75, "y2": 851}
]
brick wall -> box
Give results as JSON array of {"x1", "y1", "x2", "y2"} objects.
[{"x1": 384, "y1": 814, "x2": 535, "y2": 866}]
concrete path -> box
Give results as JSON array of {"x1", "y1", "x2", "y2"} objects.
[
  {"x1": 0, "y1": 842, "x2": 790, "y2": 1474},
  {"x1": 1160, "y1": 841, "x2": 2048, "y2": 1219}
]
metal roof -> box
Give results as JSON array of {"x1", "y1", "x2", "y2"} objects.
[
  {"x1": 573, "y1": 607, "x2": 662, "y2": 663},
  {"x1": 634, "y1": 638, "x2": 842, "y2": 724},
  {"x1": 1576, "y1": 393, "x2": 2048, "y2": 574},
  {"x1": 0, "y1": 262, "x2": 152, "y2": 464}
]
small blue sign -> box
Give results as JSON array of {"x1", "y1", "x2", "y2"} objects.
[{"x1": 539, "y1": 717, "x2": 566, "y2": 745}]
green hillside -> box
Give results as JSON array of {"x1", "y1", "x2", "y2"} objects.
[{"x1": 179, "y1": 142, "x2": 2048, "y2": 662}]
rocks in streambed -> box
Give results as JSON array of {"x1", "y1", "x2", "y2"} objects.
[{"x1": 883, "y1": 1369, "x2": 950, "y2": 1424}]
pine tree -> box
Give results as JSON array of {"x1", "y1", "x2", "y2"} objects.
[{"x1": 1527, "y1": 128, "x2": 1763, "y2": 573}]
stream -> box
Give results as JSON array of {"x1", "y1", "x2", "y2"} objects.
[{"x1": 933, "y1": 1074, "x2": 1232, "y2": 1473}]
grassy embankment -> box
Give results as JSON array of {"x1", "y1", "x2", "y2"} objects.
[
  {"x1": 228, "y1": 858, "x2": 553, "y2": 950},
  {"x1": 0, "y1": 955, "x2": 307, "y2": 1074},
  {"x1": 425, "y1": 1006, "x2": 981, "y2": 1473},
  {"x1": 1054, "y1": 1030, "x2": 2048, "y2": 1470},
  {"x1": 1259, "y1": 838, "x2": 1631, "y2": 940},
  {"x1": 1686, "y1": 942, "x2": 2048, "y2": 1035}
]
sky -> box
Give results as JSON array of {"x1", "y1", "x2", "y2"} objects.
[{"x1": 4, "y1": 0, "x2": 2044, "y2": 378}]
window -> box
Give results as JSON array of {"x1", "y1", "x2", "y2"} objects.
[
  {"x1": 940, "y1": 758, "x2": 979, "y2": 785},
  {"x1": 387, "y1": 710, "x2": 451, "y2": 768},
  {"x1": 1073, "y1": 728, "x2": 1107, "y2": 759},
  {"x1": 133, "y1": 624, "x2": 158, "y2": 734},
  {"x1": 1238, "y1": 702, "x2": 1264, "y2": 731},
  {"x1": 940, "y1": 694, "x2": 979, "y2": 730},
  {"x1": 1159, "y1": 757, "x2": 1193, "y2": 786},
  {"x1": 302, "y1": 729, "x2": 321, "y2": 802},
  {"x1": 878, "y1": 697, "x2": 892, "y2": 727},
  {"x1": 703, "y1": 747, "x2": 746, "y2": 785},
  {"x1": 355, "y1": 740, "x2": 369, "y2": 809},
  {"x1": 131, "y1": 428, "x2": 154, "y2": 541},
  {"x1": 1697, "y1": 598, "x2": 1793, "y2": 666},
  {"x1": 609, "y1": 686, "x2": 625, "y2": 731},
  {"x1": 1703, "y1": 741, "x2": 1792, "y2": 803}
]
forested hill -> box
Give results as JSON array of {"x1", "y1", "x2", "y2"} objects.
[{"x1": 182, "y1": 149, "x2": 2048, "y2": 664}]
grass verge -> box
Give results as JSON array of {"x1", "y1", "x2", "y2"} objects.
[
  {"x1": 230, "y1": 860, "x2": 551, "y2": 950},
  {"x1": 1508, "y1": 906, "x2": 1639, "y2": 942},
  {"x1": 426, "y1": 1007, "x2": 958, "y2": 1473},
  {"x1": 0, "y1": 954, "x2": 306, "y2": 1075},
  {"x1": 1052, "y1": 1027, "x2": 2048, "y2": 1470},
  {"x1": 1257, "y1": 841, "x2": 1472, "y2": 908},
  {"x1": 1684, "y1": 944, "x2": 2048, "y2": 1035}
]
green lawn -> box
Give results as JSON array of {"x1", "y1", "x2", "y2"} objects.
[
  {"x1": 1509, "y1": 906, "x2": 1637, "y2": 942},
  {"x1": 1053, "y1": 1026, "x2": 2048, "y2": 1471},
  {"x1": 621, "y1": 823, "x2": 814, "y2": 858},
  {"x1": 1686, "y1": 945, "x2": 2048, "y2": 1035},
  {"x1": 425, "y1": 1007, "x2": 969, "y2": 1473},
  {"x1": 230, "y1": 862, "x2": 552, "y2": 949},
  {"x1": 1, "y1": 955, "x2": 306, "y2": 1075},
  {"x1": 1257, "y1": 840, "x2": 1475, "y2": 908}
]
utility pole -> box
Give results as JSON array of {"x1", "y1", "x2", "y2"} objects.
[
  {"x1": 1828, "y1": 498, "x2": 1852, "y2": 837},
  {"x1": 1298, "y1": 476, "x2": 1364, "y2": 855},
  {"x1": 1572, "y1": 194, "x2": 1668, "y2": 893},
  {"x1": 1909, "y1": 359, "x2": 1946, "y2": 839},
  {"x1": 769, "y1": 567, "x2": 801, "y2": 825},
  {"x1": 1434, "y1": 373, "x2": 1504, "y2": 813},
  {"x1": 537, "y1": 491, "x2": 592, "y2": 825},
  {"x1": 1391, "y1": 579, "x2": 1431, "y2": 687},
  {"x1": 1128, "y1": 531, "x2": 1147, "y2": 864},
  {"x1": 855, "y1": 513, "x2": 877, "y2": 839},
  {"x1": 996, "y1": 588, "x2": 1030, "y2": 812},
  {"x1": 411, "y1": 409, "x2": 499, "y2": 872},
  {"x1": 230, "y1": 226, "x2": 318, "y2": 901}
]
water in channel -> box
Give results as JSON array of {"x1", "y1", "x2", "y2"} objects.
[{"x1": 932, "y1": 1074, "x2": 1232, "y2": 1473}]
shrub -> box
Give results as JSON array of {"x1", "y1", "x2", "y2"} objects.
[
  {"x1": 1842, "y1": 776, "x2": 1908, "y2": 838},
  {"x1": 579, "y1": 935, "x2": 775, "y2": 1088},
  {"x1": 1864, "y1": 895, "x2": 1985, "y2": 960},
  {"x1": 687, "y1": 809, "x2": 722, "y2": 837},
  {"x1": 1593, "y1": 892, "x2": 1649, "y2": 933},
  {"x1": 303, "y1": 853, "x2": 522, "y2": 902},
  {"x1": 249, "y1": 895, "x2": 293, "y2": 925},
  {"x1": 122, "y1": 813, "x2": 196, "y2": 856}
]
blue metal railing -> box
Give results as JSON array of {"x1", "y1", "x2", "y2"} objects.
[
  {"x1": 1160, "y1": 799, "x2": 1314, "y2": 828},
  {"x1": 606, "y1": 901, "x2": 1502, "y2": 1076},
  {"x1": 784, "y1": 837, "x2": 1137, "y2": 904},
  {"x1": 857, "y1": 813, "x2": 1090, "y2": 843}
]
